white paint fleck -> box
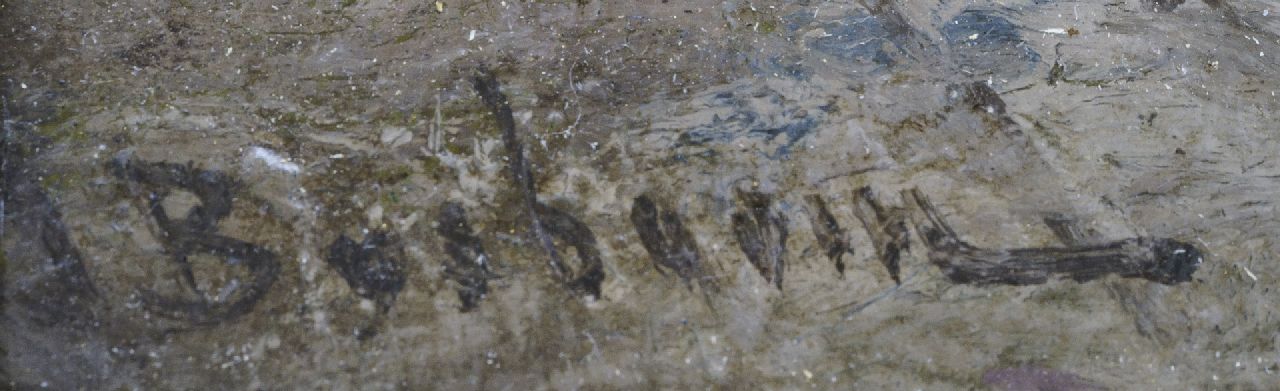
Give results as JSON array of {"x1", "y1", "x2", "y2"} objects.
[
  {"x1": 468, "y1": 29, "x2": 477, "y2": 41},
  {"x1": 1240, "y1": 264, "x2": 1258, "y2": 281},
  {"x1": 1041, "y1": 28, "x2": 1067, "y2": 35},
  {"x1": 246, "y1": 146, "x2": 301, "y2": 174}
]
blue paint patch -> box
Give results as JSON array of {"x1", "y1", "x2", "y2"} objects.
[
  {"x1": 942, "y1": 10, "x2": 1041, "y2": 76},
  {"x1": 808, "y1": 12, "x2": 911, "y2": 69},
  {"x1": 671, "y1": 89, "x2": 829, "y2": 159}
]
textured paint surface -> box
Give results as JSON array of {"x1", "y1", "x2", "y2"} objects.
[{"x1": 4, "y1": 0, "x2": 1279, "y2": 389}]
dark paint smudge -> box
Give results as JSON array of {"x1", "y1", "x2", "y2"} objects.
[
  {"x1": 325, "y1": 231, "x2": 407, "y2": 339},
  {"x1": 437, "y1": 202, "x2": 497, "y2": 312},
  {"x1": 474, "y1": 69, "x2": 606, "y2": 298},
  {"x1": 109, "y1": 157, "x2": 281, "y2": 326},
  {"x1": 947, "y1": 81, "x2": 1008, "y2": 117},
  {"x1": 630, "y1": 195, "x2": 714, "y2": 290},
  {"x1": 804, "y1": 194, "x2": 852, "y2": 278},
  {"x1": 731, "y1": 189, "x2": 788, "y2": 289},
  {"x1": 325, "y1": 232, "x2": 406, "y2": 312},
  {"x1": 907, "y1": 189, "x2": 1202, "y2": 285},
  {"x1": 535, "y1": 203, "x2": 607, "y2": 298},
  {"x1": 850, "y1": 186, "x2": 909, "y2": 284}
]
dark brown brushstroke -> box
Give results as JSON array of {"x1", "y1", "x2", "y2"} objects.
[
  {"x1": 905, "y1": 189, "x2": 1202, "y2": 285},
  {"x1": 109, "y1": 157, "x2": 280, "y2": 326},
  {"x1": 731, "y1": 189, "x2": 788, "y2": 289},
  {"x1": 473, "y1": 69, "x2": 605, "y2": 298},
  {"x1": 850, "y1": 186, "x2": 909, "y2": 284},
  {"x1": 630, "y1": 195, "x2": 714, "y2": 291},
  {"x1": 804, "y1": 194, "x2": 853, "y2": 277},
  {"x1": 437, "y1": 202, "x2": 498, "y2": 312}
]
